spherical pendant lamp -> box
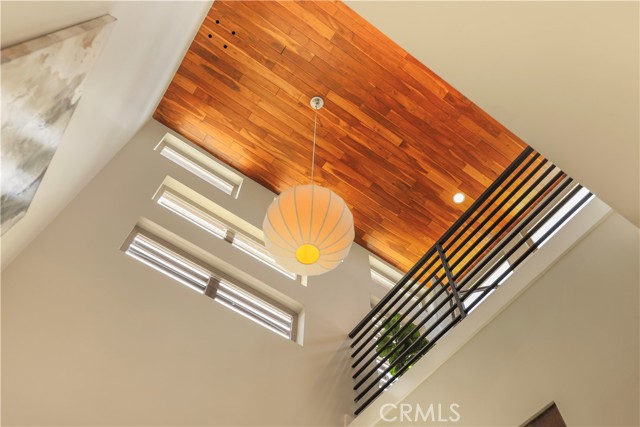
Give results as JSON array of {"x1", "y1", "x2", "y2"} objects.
[{"x1": 263, "y1": 97, "x2": 354, "y2": 277}]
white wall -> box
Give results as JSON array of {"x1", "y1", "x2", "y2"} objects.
[
  {"x1": 348, "y1": 1, "x2": 640, "y2": 228},
  {"x1": 371, "y1": 213, "x2": 639, "y2": 426},
  {"x1": 1, "y1": 120, "x2": 373, "y2": 426},
  {"x1": 0, "y1": 1, "x2": 211, "y2": 268}
]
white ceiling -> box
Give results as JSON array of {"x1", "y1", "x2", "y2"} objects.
[
  {"x1": 348, "y1": 1, "x2": 639, "y2": 228},
  {"x1": 0, "y1": 1, "x2": 212, "y2": 267}
]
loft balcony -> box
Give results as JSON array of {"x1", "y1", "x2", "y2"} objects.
[{"x1": 346, "y1": 146, "x2": 602, "y2": 417}]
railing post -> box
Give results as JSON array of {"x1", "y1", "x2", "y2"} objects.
[{"x1": 436, "y1": 243, "x2": 467, "y2": 319}]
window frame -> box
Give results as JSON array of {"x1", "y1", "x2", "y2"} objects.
[
  {"x1": 153, "y1": 180, "x2": 301, "y2": 282},
  {"x1": 154, "y1": 133, "x2": 244, "y2": 199},
  {"x1": 122, "y1": 226, "x2": 299, "y2": 342}
]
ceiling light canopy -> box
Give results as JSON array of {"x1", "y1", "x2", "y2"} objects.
[{"x1": 263, "y1": 97, "x2": 354, "y2": 277}]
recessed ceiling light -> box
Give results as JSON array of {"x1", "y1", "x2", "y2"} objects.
[{"x1": 453, "y1": 192, "x2": 465, "y2": 204}]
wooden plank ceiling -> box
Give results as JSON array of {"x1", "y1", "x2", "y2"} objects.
[{"x1": 154, "y1": 0, "x2": 529, "y2": 272}]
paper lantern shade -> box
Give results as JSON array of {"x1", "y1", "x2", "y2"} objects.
[{"x1": 263, "y1": 185, "x2": 355, "y2": 276}]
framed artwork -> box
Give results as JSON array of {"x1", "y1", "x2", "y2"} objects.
[{"x1": 1, "y1": 15, "x2": 115, "y2": 234}]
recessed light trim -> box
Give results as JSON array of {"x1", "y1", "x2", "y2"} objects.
[{"x1": 453, "y1": 192, "x2": 465, "y2": 204}]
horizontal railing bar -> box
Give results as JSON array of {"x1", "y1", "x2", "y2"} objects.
[
  {"x1": 353, "y1": 286, "x2": 457, "y2": 388},
  {"x1": 354, "y1": 301, "x2": 461, "y2": 399},
  {"x1": 350, "y1": 250, "x2": 440, "y2": 349},
  {"x1": 352, "y1": 280, "x2": 451, "y2": 375},
  {"x1": 353, "y1": 168, "x2": 564, "y2": 372},
  {"x1": 436, "y1": 146, "x2": 534, "y2": 247},
  {"x1": 447, "y1": 167, "x2": 564, "y2": 278},
  {"x1": 459, "y1": 285, "x2": 494, "y2": 295},
  {"x1": 460, "y1": 185, "x2": 589, "y2": 310},
  {"x1": 450, "y1": 175, "x2": 573, "y2": 290},
  {"x1": 444, "y1": 160, "x2": 556, "y2": 266},
  {"x1": 348, "y1": 145, "x2": 592, "y2": 414},
  {"x1": 348, "y1": 246, "x2": 437, "y2": 339},
  {"x1": 351, "y1": 267, "x2": 446, "y2": 364},
  {"x1": 441, "y1": 151, "x2": 541, "y2": 252},
  {"x1": 350, "y1": 265, "x2": 439, "y2": 355},
  {"x1": 349, "y1": 147, "x2": 533, "y2": 342},
  {"x1": 355, "y1": 309, "x2": 462, "y2": 407},
  {"x1": 351, "y1": 161, "x2": 551, "y2": 353},
  {"x1": 354, "y1": 175, "x2": 569, "y2": 376},
  {"x1": 354, "y1": 314, "x2": 461, "y2": 415}
]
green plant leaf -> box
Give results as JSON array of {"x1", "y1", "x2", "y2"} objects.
[{"x1": 375, "y1": 313, "x2": 430, "y2": 379}]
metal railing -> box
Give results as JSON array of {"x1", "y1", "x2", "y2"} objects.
[{"x1": 348, "y1": 147, "x2": 593, "y2": 415}]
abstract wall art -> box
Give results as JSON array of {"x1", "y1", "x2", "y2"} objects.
[{"x1": 1, "y1": 15, "x2": 115, "y2": 234}]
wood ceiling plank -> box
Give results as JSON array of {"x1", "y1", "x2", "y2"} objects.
[
  {"x1": 402, "y1": 59, "x2": 450, "y2": 99},
  {"x1": 154, "y1": 0, "x2": 530, "y2": 272},
  {"x1": 304, "y1": 2, "x2": 358, "y2": 43},
  {"x1": 283, "y1": 2, "x2": 338, "y2": 41},
  {"x1": 223, "y1": 5, "x2": 316, "y2": 64},
  {"x1": 172, "y1": 72, "x2": 199, "y2": 95},
  {"x1": 326, "y1": 91, "x2": 403, "y2": 146},
  {"x1": 186, "y1": 44, "x2": 243, "y2": 85},
  {"x1": 160, "y1": 92, "x2": 206, "y2": 122},
  {"x1": 264, "y1": 2, "x2": 339, "y2": 54}
]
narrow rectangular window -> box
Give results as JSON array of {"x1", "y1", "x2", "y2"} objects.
[
  {"x1": 124, "y1": 232, "x2": 209, "y2": 293},
  {"x1": 369, "y1": 255, "x2": 403, "y2": 290},
  {"x1": 122, "y1": 227, "x2": 298, "y2": 341},
  {"x1": 155, "y1": 133, "x2": 243, "y2": 198},
  {"x1": 231, "y1": 232, "x2": 297, "y2": 279},
  {"x1": 369, "y1": 255, "x2": 425, "y2": 304},
  {"x1": 157, "y1": 190, "x2": 228, "y2": 239},
  {"x1": 154, "y1": 181, "x2": 298, "y2": 281},
  {"x1": 214, "y1": 279, "x2": 294, "y2": 340}
]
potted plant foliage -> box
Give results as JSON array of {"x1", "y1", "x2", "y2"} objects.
[{"x1": 376, "y1": 313, "x2": 429, "y2": 376}]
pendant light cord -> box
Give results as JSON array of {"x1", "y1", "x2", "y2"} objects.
[{"x1": 311, "y1": 107, "x2": 318, "y2": 186}]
